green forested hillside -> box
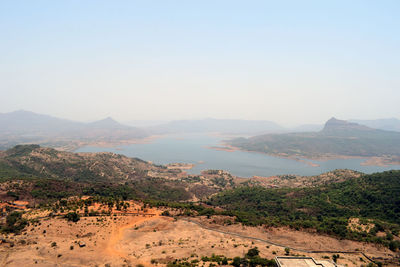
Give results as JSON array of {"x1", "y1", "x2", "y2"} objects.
[
  {"x1": 209, "y1": 170, "x2": 400, "y2": 249},
  {"x1": 0, "y1": 145, "x2": 234, "y2": 203},
  {"x1": 1, "y1": 144, "x2": 153, "y2": 182},
  {"x1": 0, "y1": 145, "x2": 192, "y2": 202}
]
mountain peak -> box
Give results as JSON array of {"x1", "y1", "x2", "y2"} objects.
[
  {"x1": 322, "y1": 117, "x2": 371, "y2": 132},
  {"x1": 325, "y1": 117, "x2": 346, "y2": 126},
  {"x1": 100, "y1": 117, "x2": 117, "y2": 123},
  {"x1": 89, "y1": 117, "x2": 128, "y2": 128}
]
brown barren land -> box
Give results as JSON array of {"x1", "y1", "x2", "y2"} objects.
[{"x1": 0, "y1": 204, "x2": 397, "y2": 267}]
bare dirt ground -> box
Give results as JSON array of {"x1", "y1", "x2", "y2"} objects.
[
  {"x1": 0, "y1": 208, "x2": 398, "y2": 267},
  {"x1": 186, "y1": 216, "x2": 398, "y2": 266},
  {"x1": 0, "y1": 205, "x2": 161, "y2": 267}
]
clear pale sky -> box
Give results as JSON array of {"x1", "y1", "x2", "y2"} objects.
[{"x1": 0, "y1": 0, "x2": 399, "y2": 126}]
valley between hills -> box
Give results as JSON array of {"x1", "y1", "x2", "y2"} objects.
[{"x1": 0, "y1": 145, "x2": 399, "y2": 266}]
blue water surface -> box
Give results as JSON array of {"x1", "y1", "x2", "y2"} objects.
[{"x1": 75, "y1": 134, "x2": 400, "y2": 177}]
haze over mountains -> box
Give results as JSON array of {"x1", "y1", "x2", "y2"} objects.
[
  {"x1": 1, "y1": 110, "x2": 400, "y2": 155},
  {"x1": 141, "y1": 118, "x2": 400, "y2": 134},
  {"x1": 350, "y1": 118, "x2": 400, "y2": 132},
  {"x1": 0, "y1": 110, "x2": 138, "y2": 135},
  {"x1": 0, "y1": 110, "x2": 147, "y2": 150},
  {"x1": 285, "y1": 118, "x2": 400, "y2": 133},
  {"x1": 147, "y1": 118, "x2": 285, "y2": 135}
]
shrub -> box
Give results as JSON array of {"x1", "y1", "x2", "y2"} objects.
[
  {"x1": 246, "y1": 247, "x2": 260, "y2": 258},
  {"x1": 162, "y1": 210, "x2": 171, "y2": 216},
  {"x1": 332, "y1": 254, "x2": 340, "y2": 263},
  {"x1": 1, "y1": 211, "x2": 28, "y2": 234},
  {"x1": 64, "y1": 212, "x2": 80, "y2": 222},
  {"x1": 389, "y1": 240, "x2": 400, "y2": 252}
]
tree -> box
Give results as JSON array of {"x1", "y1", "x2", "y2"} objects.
[
  {"x1": 332, "y1": 254, "x2": 340, "y2": 263},
  {"x1": 284, "y1": 247, "x2": 290, "y2": 255},
  {"x1": 246, "y1": 247, "x2": 260, "y2": 258},
  {"x1": 389, "y1": 240, "x2": 400, "y2": 252},
  {"x1": 162, "y1": 210, "x2": 171, "y2": 216},
  {"x1": 64, "y1": 212, "x2": 80, "y2": 222},
  {"x1": 232, "y1": 257, "x2": 242, "y2": 267},
  {"x1": 1, "y1": 211, "x2": 28, "y2": 233}
]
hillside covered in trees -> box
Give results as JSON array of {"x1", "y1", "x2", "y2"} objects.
[
  {"x1": 0, "y1": 145, "x2": 237, "y2": 203},
  {"x1": 208, "y1": 170, "x2": 400, "y2": 250}
]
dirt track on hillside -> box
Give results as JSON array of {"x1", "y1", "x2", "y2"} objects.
[
  {"x1": 0, "y1": 209, "x2": 398, "y2": 266},
  {"x1": 106, "y1": 213, "x2": 160, "y2": 258}
]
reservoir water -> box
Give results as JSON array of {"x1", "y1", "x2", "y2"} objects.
[{"x1": 75, "y1": 134, "x2": 400, "y2": 177}]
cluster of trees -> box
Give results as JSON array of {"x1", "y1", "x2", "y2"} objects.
[
  {"x1": 54, "y1": 196, "x2": 132, "y2": 216},
  {"x1": 132, "y1": 178, "x2": 191, "y2": 201},
  {"x1": 167, "y1": 248, "x2": 276, "y2": 267},
  {"x1": 64, "y1": 212, "x2": 80, "y2": 222},
  {"x1": 145, "y1": 200, "x2": 216, "y2": 217},
  {"x1": 1, "y1": 211, "x2": 28, "y2": 234},
  {"x1": 231, "y1": 247, "x2": 276, "y2": 267},
  {"x1": 0, "y1": 175, "x2": 191, "y2": 206}
]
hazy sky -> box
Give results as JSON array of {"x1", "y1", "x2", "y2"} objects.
[{"x1": 1, "y1": 1, "x2": 399, "y2": 126}]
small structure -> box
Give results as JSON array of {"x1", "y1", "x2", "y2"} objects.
[{"x1": 275, "y1": 256, "x2": 337, "y2": 267}]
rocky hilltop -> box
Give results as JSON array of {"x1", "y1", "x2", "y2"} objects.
[{"x1": 322, "y1": 117, "x2": 372, "y2": 133}]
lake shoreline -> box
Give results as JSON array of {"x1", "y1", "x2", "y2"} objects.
[
  {"x1": 218, "y1": 143, "x2": 400, "y2": 167},
  {"x1": 75, "y1": 134, "x2": 400, "y2": 177}
]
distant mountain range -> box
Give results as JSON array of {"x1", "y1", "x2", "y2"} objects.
[
  {"x1": 282, "y1": 118, "x2": 400, "y2": 133},
  {"x1": 146, "y1": 118, "x2": 400, "y2": 135},
  {"x1": 229, "y1": 117, "x2": 400, "y2": 164},
  {"x1": 0, "y1": 110, "x2": 147, "y2": 150},
  {"x1": 1, "y1": 110, "x2": 400, "y2": 155},
  {"x1": 147, "y1": 118, "x2": 286, "y2": 135},
  {"x1": 350, "y1": 118, "x2": 400, "y2": 132}
]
